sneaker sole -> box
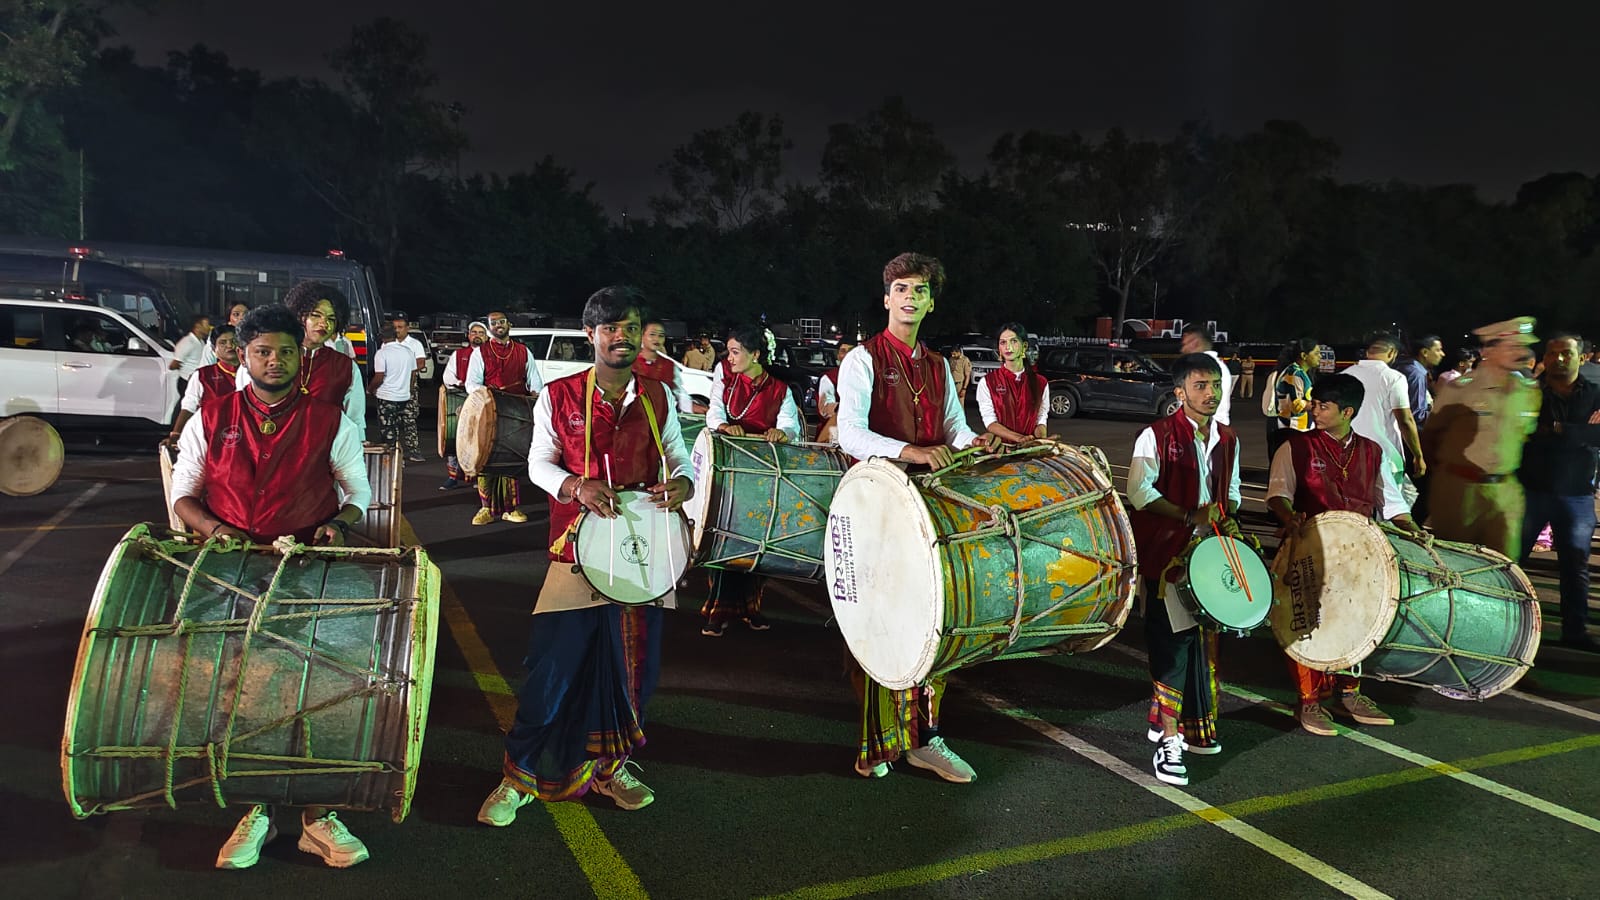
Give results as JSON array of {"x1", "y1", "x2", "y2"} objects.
[
  {"x1": 215, "y1": 825, "x2": 279, "y2": 870},
  {"x1": 1184, "y1": 743, "x2": 1223, "y2": 755},
  {"x1": 904, "y1": 754, "x2": 976, "y2": 784},
  {"x1": 1153, "y1": 769, "x2": 1189, "y2": 786},
  {"x1": 296, "y1": 833, "x2": 369, "y2": 868}
]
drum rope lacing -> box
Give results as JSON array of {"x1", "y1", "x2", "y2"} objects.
[{"x1": 699, "y1": 437, "x2": 845, "y2": 572}]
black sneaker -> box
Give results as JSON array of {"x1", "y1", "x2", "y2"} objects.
[
  {"x1": 439, "y1": 478, "x2": 461, "y2": 491},
  {"x1": 701, "y1": 621, "x2": 727, "y2": 637},
  {"x1": 743, "y1": 613, "x2": 771, "y2": 631},
  {"x1": 1153, "y1": 735, "x2": 1187, "y2": 785}
]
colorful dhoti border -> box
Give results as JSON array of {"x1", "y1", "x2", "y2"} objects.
[
  {"x1": 848, "y1": 659, "x2": 945, "y2": 768},
  {"x1": 1289, "y1": 660, "x2": 1361, "y2": 703},
  {"x1": 502, "y1": 603, "x2": 662, "y2": 801},
  {"x1": 702, "y1": 570, "x2": 764, "y2": 629},
  {"x1": 1143, "y1": 579, "x2": 1220, "y2": 747},
  {"x1": 477, "y1": 474, "x2": 520, "y2": 514}
]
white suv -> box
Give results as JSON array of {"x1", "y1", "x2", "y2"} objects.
[
  {"x1": 510, "y1": 327, "x2": 713, "y2": 403},
  {"x1": 0, "y1": 297, "x2": 179, "y2": 428}
]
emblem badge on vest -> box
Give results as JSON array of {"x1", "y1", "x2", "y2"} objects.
[
  {"x1": 1165, "y1": 440, "x2": 1184, "y2": 461},
  {"x1": 620, "y1": 534, "x2": 649, "y2": 564},
  {"x1": 223, "y1": 426, "x2": 243, "y2": 446},
  {"x1": 566, "y1": 411, "x2": 585, "y2": 432},
  {"x1": 1309, "y1": 457, "x2": 1328, "y2": 472},
  {"x1": 882, "y1": 367, "x2": 902, "y2": 388}
]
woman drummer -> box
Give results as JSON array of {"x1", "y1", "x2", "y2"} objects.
[
  {"x1": 977, "y1": 322, "x2": 1050, "y2": 444},
  {"x1": 700, "y1": 323, "x2": 803, "y2": 636}
]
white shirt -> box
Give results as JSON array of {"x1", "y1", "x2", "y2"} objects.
[
  {"x1": 836, "y1": 343, "x2": 978, "y2": 461},
  {"x1": 817, "y1": 372, "x2": 838, "y2": 411},
  {"x1": 170, "y1": 399, "x2": 372, "y2": 516},
  {"x1": 372, "y1": 341, "x2": 418, "y2": 402},
  {"x1": 399, "y1": 334, "x2": 426, "y2": 366},
  {"x1": 442, "y1": 346, "x2": 470, "y2": 388},
  {"x1": 526, "y1": 375, "x2": 693, "y2": 498},
  {"x1": 234, "y1": 346, "x2": 366, "y2": 426},
  {"x1": 329, "y1": 335, "x2": 356, "y2": 358},
  {"x1": 976, "y1": 367, "x2": 1051, "y2": 432},
  {"x1": 466, "y1": 342, "x2": 545, "y2": 395},
  {"x1": 1345, "y1": 358, "x2": 1411, "y2": 479},
  {"x1": 705, "y1": 366, "x2": 803, "y2": 442},
  {"x1": 634, "y1": 354, "x2": 697, "y2": 413},
  {"x1": 173, "y1": 333, "x2": 209, "y2": 378},
  {"x1": 1127, "y1": 415, "x2": 1243, "y2": 512},
  {"x1": 179, "y1": 364, "x2": 240, "y2": 414},
  {"x1": 1206, "y1": 350, "x2": 1234, "y2": 426},
  {"x1": 1266, "y1": 435, "x2": 1409, "y2": 521}
]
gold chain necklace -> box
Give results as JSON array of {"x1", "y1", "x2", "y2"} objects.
[
  {"x1": 246, "y1": 390, "x2": 298, "y2": 435},
  {"x1": 298, "y1": 346, "x2": 317, "y2": 395},
  {"x1": 890, "y1": 347, "x2": 928, "y2": 403},
  {"x1": 1317, "y1": 432, "x2": 1359, "y2": 480}
]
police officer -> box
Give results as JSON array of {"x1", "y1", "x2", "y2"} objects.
[{"x1": 1421, "y1": 317, "x2": 1542, "y2": 557}]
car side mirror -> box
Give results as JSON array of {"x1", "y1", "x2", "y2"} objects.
[{"x1": 126, "y1": 337, "x2": 144, "y2": 353}]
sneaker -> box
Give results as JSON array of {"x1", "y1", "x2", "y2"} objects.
[
  {"x1": 743, "y1": 613, "x2": 771, "y2": 631},
  {"x1": 701, "y1": 621, "x2": 727, "y2": 637},
  {"x1": 501, "y1": 509, "x2": 529, "y2": 523},
  {"x1": 1184, "y1": 737, "x2": 1223, "y2": 756},
  {"x1": 477, "y1": 778, "x2": 536, "y2": 827},
  {"x1": 854, "y1": 760, "x2": 890, "y2": 778},
  {"x1": 591, "y1": 763, "x2": 654, "y2": 811},
  {"x1": 406, "y1": 454, "x2": 427, "y2": 464},
  {"x1": 904, "y1": 736, "x2": 977, "y2": 784},
  {"x1": 215, "y1": 805, "x2": 278, "y2": 870},
  {"x1": 297, "y1": 810, "x2": 369, "y2": 868},
  {"x1": 1298, "y1": 701, "x2": 1338, "y2": 736},
  {"x1": 471, "y1": 508, "x2": 495, "y2": 526},
  {"x1": 1337, "y1": 693, "x2": 1394, "y2": 726},
  {"x1": 1153, "y1": 735, "x2": 1188, "y2": 786},
  {"x1": 439, "y1": 477, "x2": 461, "y2": 491}
]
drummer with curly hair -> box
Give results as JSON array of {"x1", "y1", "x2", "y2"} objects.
[
  {"x1": 978, "y1": 322, "x2": 1050, "y2": 444},
  {"x1": 1126, "y1": 352, "x2": 1241, "y2": 786},
  {"x1": 476, "y1": 287, "x2": 693, "y2": 825},
  {"x1": 699, "y1": 323, "x2": 804, "y2": 636},
  {"x1": 1266, "y1": 372, "x2": 1420, "y2": 736},
  {"x1": 170, "y1": 305, "x2": 374, "y2": 869},
  {"x1": 835, "y1": 251, "x2": 1002, "y2": 784}
]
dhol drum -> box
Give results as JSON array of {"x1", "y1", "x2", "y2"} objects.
[
  {"x1": 455, "y1": 388, "x2": 536, "y2": 478},
  {"x1": 437, "y1": 385, "x2": 467, "y2": 459},
  {"x1": 679, "y1": 413, "x2": 707, "y2": 449},
  {"x1": 158, "y1": 444, "x2": 185, "y2": 532},
  {"x1": 1170, "y1": 532, "x2": 1273, "y2": 635},
  {"x1": 0, "y1": 414, "x2": 64, "y2": 497},
  {"x1": 355, "y1": 442, "x2": 403, "y2": 548},
  {"x1": 686, "y1": 430, "x2": 849, "y2": 581},
  {"x1": 62, "y1": 524, "x2": 440, "y2": 820},
  {"x1": 825, "y1": 444, "x2": 1138, "y2": 690},
  {"x1": 573, "y1": 489, "x2": 692, "y2": 605},
  {"x1": 1270, "y1": 510, "x2": 1540, "y2": 700}
]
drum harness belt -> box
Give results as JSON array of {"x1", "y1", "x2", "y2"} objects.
[
  {"x1": 75, "y1": 528, "x2": 421, "y2": 815},
  {"x1": 550, "y1": 369, "x2": 665, "y2": 559}
]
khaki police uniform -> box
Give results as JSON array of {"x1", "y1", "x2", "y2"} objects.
[{"x1": 1421, "y1": 317, "x2": 1542, "y2": 557}]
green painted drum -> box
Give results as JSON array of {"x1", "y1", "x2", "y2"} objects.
[
  {"x1": 686, "y1": 430, "x2": 849, "y2": 581},
  {"x1": 1173, "y1": 534, "x2": 1273, "y2": 635},
  {"x1": 1271, "y1": 510, "x2": 1540, "y2": 700},
  {"x1": 437, "y1": 385, "x2": 467, "y2": 458},
  {"x1": 679, "y1": 413, "x2": 706, "y2": 449},
  {"x1": 825, "y1": 445, "x2": 1138, "y2": 689},
  {"x1": 62, "y1": 524, "x2": 440, "y2": 820}
]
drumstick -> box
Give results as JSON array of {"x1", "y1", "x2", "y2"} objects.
[
  {"x1": 1211, "y1": 521, "x2": 1255, "y2": 603},
  {"x1": 661, "y1": 458, "x2": 677, "y2": 586},
  {"x1": 604, "y1": 454, "x2": 616, "y2": 587}
]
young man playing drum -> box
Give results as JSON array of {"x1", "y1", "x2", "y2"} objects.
[
  {"x1": 835, "y1": 251, "x2": 1002, "y2": 783},
  {"x1": 164, "y1": 325, "x2": 240, "y2": 446},
  {"x1": 465, "y1": 310, "x2": 545, "y2": 525},
  {"x1": 477, "y1": 287, "x2": 692, "y2": 824},
  {"x1": 815, "y1": 340, "x2": 855, "y2": 444},
  {"x1": 978, "y1": 322, "x2": 1050, "y2": 444},
  {"x1": 635, "y1": 317, "x2": 703, "y2": 413},
  {"x1": 1266, "y1": 373, "x2": 1420, "y2": 735},
  {"x1": 440, "y1": 320, "x2": 488, "y2": 490},
  {"x1": 1126, "y1": 353, "x2": 1241, "y2": 786},
  {"x1": 233, "y1": 282, "x2": 366, "y2": 428},
  {"x1": 170, "y1": 305, "x2": 374, "y2": 869},
  {"x1": 700, "y1": 323, "x2": 804, "y2": 636}
]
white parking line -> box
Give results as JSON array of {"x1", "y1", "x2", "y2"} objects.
[
  {"x1": 1502, "y1": 689, "x2": 1600, "y2": 726},
  {"x1": 0, "y1": 483, "x2": 105, "y2": 579}
]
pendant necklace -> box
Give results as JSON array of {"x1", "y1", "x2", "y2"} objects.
[
  {"x1": 247, "y1": 391, "x2": 298, "y2": 435},
  {"x1": 727, "y1": 371, "x2": 769, "y2": 422},
  {"x1": 298, "y1": 346, "x2": 316, "y2": 395}
]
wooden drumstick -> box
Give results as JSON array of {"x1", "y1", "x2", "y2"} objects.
[
  {"x1": 604, "y1": 454, "x2": 616, "y2": 587},
  {"x1": 661, "y1": 458, "x2": 677, "y2": 588}
]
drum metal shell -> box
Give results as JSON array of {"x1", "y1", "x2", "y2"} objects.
[
  {"x1": 456, "y1": 388, "x2": 535, "y2": 478},
  {"x1": 437, "y1": 385, "x2": 467, "y2": 459}
]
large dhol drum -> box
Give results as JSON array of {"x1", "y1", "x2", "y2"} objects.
[
  {"x1": 679, "y1": 413, "x2": 707, "y2": 450},
  {"x1": 456, "y1": 388, "x2": 536, "y2": 477},
  {"x1": 356, "y1": 442, "x2": 403, "y2": 548},
  {"x1": 0, "y1": 414, "x2": 64, "y2": 497},
  {"x1": 825, "y1": 445, "x2": 1138, "y2": 689},
  {"x1": 437, "y1": 385, "x2": 467, "y2": 459},
  {"x1": 573, "y1": 489, "x2": 692, "y2": 605},
  {"x1": 62, "y1": 524, "x2": 440, "y2": 819},
  {"x1": 1271, "y1": 510, "x2": 1540, "y2": 700},
  {"x1": 686, "y1": 430, "x2": 849, "y2": 581}
]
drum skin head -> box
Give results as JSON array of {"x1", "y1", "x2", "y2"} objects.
[
  {"x1": 1271, "y1": 511, "x2": 1401, "y2": 671},
  {"x1": 574, "y1": 489, "x2": 691, "y2": 605},
  {"x1": 1183, "y1": 535, "x2": 1272, "y2": 632},
  {"x1": 0, "y1": 414, "x2": 65, "y2": 497},
  {"x1": 686, "y1": 429, "x2": 716, "y2": 551},
  {"x1": 453, "y1": 388, "x2": 497, "y2": 476},
  {"x1": 825, "y1": 459, "x2": 943, "y2": 690}
]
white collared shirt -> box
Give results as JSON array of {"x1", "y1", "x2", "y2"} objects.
[
  {"x1": 173, "y1": 333, "x2": 209, "y2": 378},
  {"x1": 705, "y1": 365, "x2": 802, "y2": 442},
  {"x1": 835, "y1": 344, "x2": 978, "y2": 460},
  {"x1": 1345, "y1": 358, "x2": 1411, "y2": 479},
  {"x1": 1205, "y1": 350, "x2": 1234, "y2": 426},
  {"x1": 170, "y1": 401, "x2": 371, "y2": 514},
  {"x1": 976, "y1": 367, "x2": 1051, "y2": 431},
  {"x1": 526, "y1": 375, "x2": 693, "y2": 498},
  {"x1": 372, "y1": 341, "x2": 417, "y2": 402},
  {"x1": 1266, "y1": 433, "x2": 1409, "y2": 521},
  {"x1": 466, "y1": 341, "x2": 546, "y2": 395},
  {"x1": 1126, "y1": 414, "x2": 1242, "y2": 512},
  {"x1": 635, "y1": 353, "x2": 698, "y2": 413}
]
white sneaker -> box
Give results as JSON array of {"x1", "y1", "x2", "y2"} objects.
[
  {"x1": 592, "y1": 762, "x2": 654, "y2": 810},
  {"x1": 215, "y1": 805, "x2": 277, "y2": 870},
  {"x1": 477, "y1": 778, "x2": 536, "y2": 826},
  {"x1": 297, "y1": 810, "x2": 370, "y2": 868},
  {"x1": 1153, "y1": 735, "x2": 1188, "y2": 786},
  {"x1": 854, "y1": 760, "x2": 890, "y2": 778},
  {"x1": 904, "y1": 736, "x2": 977, "y2": 783},
  {"x1": 1147, "y1": 726, "x2": 1220, "y2": 755}
]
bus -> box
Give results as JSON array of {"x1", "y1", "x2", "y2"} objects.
[
  {"x1": 0, "y1": 252, "x2": 187, "y2": 344},
  {"x1": 0, "y1": 237, "x2": 389, "y2": 374}
]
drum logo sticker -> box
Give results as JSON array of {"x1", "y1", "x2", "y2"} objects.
[
  {"x1": 620, "y1": 534, "x2": 650, "y2": 564},
  {"x1": 882, "y1": 367, "x2": 902, "y2": 389},
  {"x1": 1283, "y1": 554, "x2": 1319, "y2": 634},
  {"x1": 222, "y1": 425, "x2": 243, "y2": 446},
  {"x1": 829, "y1": 516, "x2": 858, "y2": 604},
  {"x1": 1220, "y1": 566, "x2": 1241, "y2": 593}
]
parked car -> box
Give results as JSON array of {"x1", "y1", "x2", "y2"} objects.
[
  {"x1": 770, "y1": 339, "x2": 836, "y2": 414},
  {"x1": 954, "y1": 345, "x2": 1002, "y2": 383},
  {"x1": 1037, "y1": 345, "x2": 1180, "y2": 420},
  {"x1": 0, "y1": 296, "x2": 179, "y2": 430},
  {"x1": 508, "y1": 327, "x2": 714, "y2": 403}
]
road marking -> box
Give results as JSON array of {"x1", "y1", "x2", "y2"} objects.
[
  {"x1": 1504, "y1": 688, "x2": 1600, "y2": 726},
  {"x1": 0, "y1": 483, "x2": 104, "y2": 579},
  {"x1": 401, "y1": 518, "x2": 648, "y2": 900},
  {"x1": 0, "y1": 521, "x2": 137, "y2": 533}
]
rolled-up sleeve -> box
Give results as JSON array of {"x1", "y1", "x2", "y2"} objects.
[
  {"x1": 1266, "y1": 442, "x2": 1296, "y2": 503},
  {"x1": 180, "y1": 374, "x2": 206, "y2": 414},
  {"x1": 1127, "y1": 427, "x2": 1163, "y2": 510},
  {"x1": 331, "y1": 416, "x2": 371, "y2": 513},
  {"x1": 776, "y1": 390, "x2": 803, "y2": 443}
]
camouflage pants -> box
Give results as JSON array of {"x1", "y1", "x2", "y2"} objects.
[{"x1": 376, "y1": 397, "x2": 419, "y2": 456}]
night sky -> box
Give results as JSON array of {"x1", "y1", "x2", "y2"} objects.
[{"x1": 111, "y1": 1, "x2": 1600, "y2": 215}]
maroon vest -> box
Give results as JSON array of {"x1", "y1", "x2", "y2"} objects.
[
  {"x1": 1127, "y1": 410, "x2": 1239, "y2": 580},
  {"x1": 632, "y1": 353, "x2": 678, "y2": 385},
  {"x1": 451, "y1": 346, "x2": 474, "y2": 384},
  {"x1": 543, "y1": 372, "x2": 670, "y2": 562},
  {"x1": 197, "y1": 362, "x2": 239, "y2": 401},
  {"x1": 199, "y1": 390, "x2": 344, "y2": 544},
  {"x1": 299, "y1": 345, "x2": 355, "y2": 407},
  {"x1": 480, "y1": 340, "x2": 533, "y2": 395},
  {"x1": 1287, "y1": 430, "x2": 1384, "y2": 518},
  {"x1": 985, "y1": 365, "x2": 1048, "y2": 439},
  {"x1": 862, "y1": 332, "x2": 946, "y2": 447},
  {"x1": 717, "y1": 360, "x2": 789, "y2": 432}
]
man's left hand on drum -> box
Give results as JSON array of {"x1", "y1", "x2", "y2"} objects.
[
  {"x1": 649, "y1": 475, "x2": 693, "y2": 511},
  {"x1": 571, "y1": 477, "x2": 622, "y2": 519}
]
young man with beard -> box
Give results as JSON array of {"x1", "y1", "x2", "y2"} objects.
[
  {"x1": 978, "y1": 322, "x2": 1050, "y2": 444},
  {"x1": 169, "y1": 306, "x2": 373, "y2": 869},
  {"x1": 814, "y1": 340, "x2": 855, "y2": 444},
  {"x1": 465, "y1": 310, "x2": 545, "y2": 525},
  {"x1": 232, "y1": 283, "x2": 366, "y2": 427},
  {"x1": 1126, "y1": 353, "x2": 1242, "y2": 786},
  {"x1": 439, "y1": 320, "x2": 488, "y2": 490},
  {"x1": 835, "y1": 251, "x2": 1002, "y2": 784},
  {"x1": 699, "y1": 323, "x2": 803, "y2": 636},
  {"x1": 634, "y1": 318, "x2": 701, "y2": 413},
  {"x1": 476, "y1": 287, "x2": 692, "y2": 823},
  {"x1": 1266, "y1": 373, "x2": 1420, "y2": 735},
  {"x1": 165, "y1": 325, "x2": 241, "y2": 446}
]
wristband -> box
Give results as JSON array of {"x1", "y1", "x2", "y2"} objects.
[{"x1": 326, "y1": 518, "x2": 351, "y2": 537}]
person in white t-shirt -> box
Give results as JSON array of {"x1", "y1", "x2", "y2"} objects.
[
  {"x1": 1180, "y1": 324, "x2": 1233, "y2": 426},
  {"x1": 369, "y1": 324, "x2": 421, "y2": 461},
  {"x1": 1344, "y1": 333, "x2": 1425, "y2": 505},
  {"x1": 168, "y1": 314, "x2": 213, "y2": 389}
]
